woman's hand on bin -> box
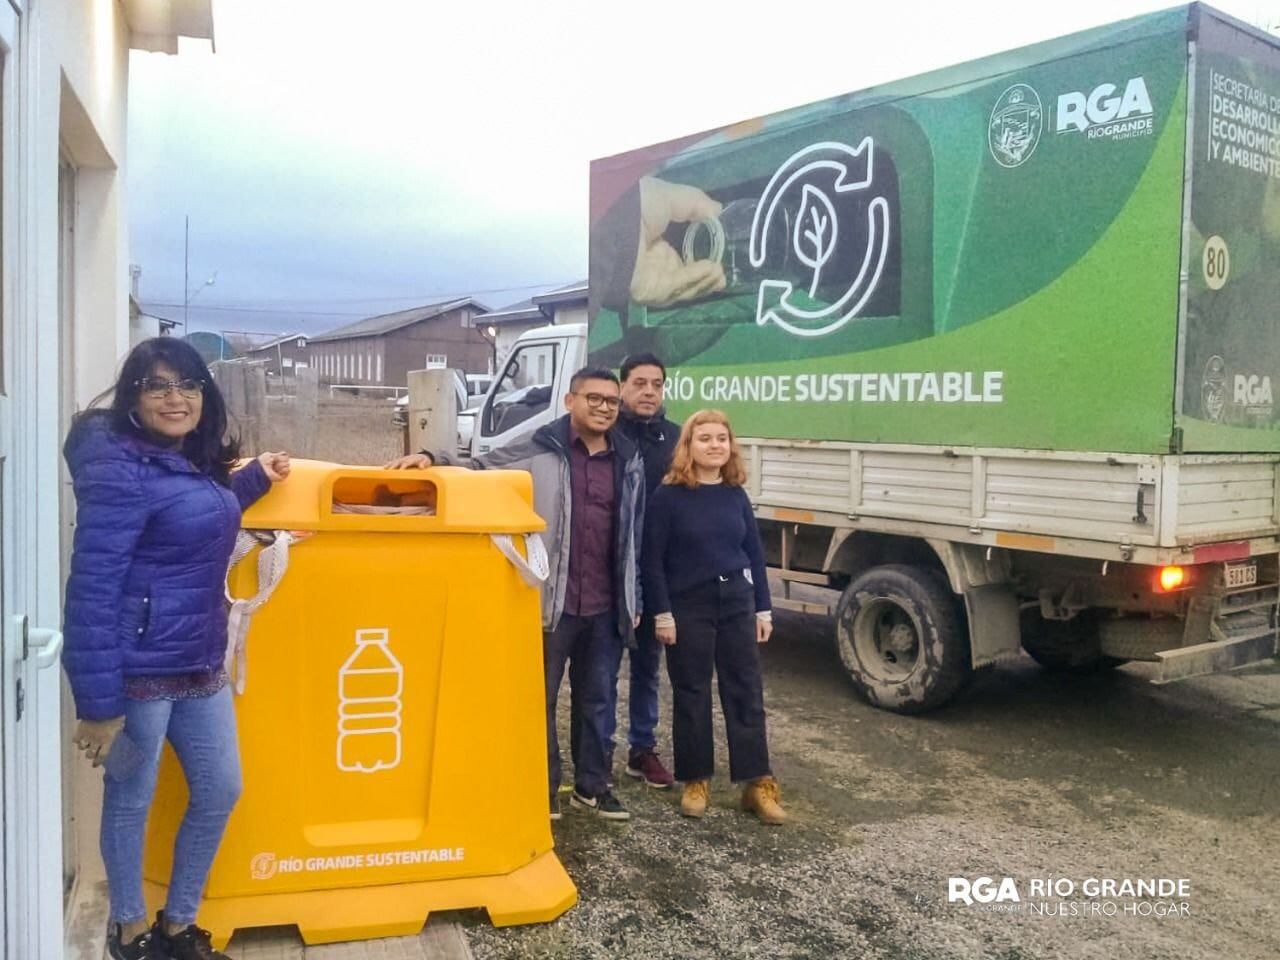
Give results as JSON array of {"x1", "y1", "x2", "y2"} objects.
[
  {"x1": 382, "y1": 453, "x2": 433, "y2": 469},
  {"x1": 257, "y1": 451, "x2": 291, "y2": 482},
  {"x1": 74, "y1": 716, "x2": 124, "y2": 767}
]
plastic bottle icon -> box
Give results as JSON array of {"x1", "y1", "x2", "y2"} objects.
[{"x1": 337, "y1": 628, "x2": 403, "y2": 773}]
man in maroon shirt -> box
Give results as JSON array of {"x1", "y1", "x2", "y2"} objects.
[{"x1": 387, "y1": 368, "x2": 646, "y2": 821}]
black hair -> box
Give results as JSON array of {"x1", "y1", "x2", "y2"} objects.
[
  {"x1": 620, "y1": 353, "x2": 666, "y2": 382},
  {"x1": 83, "y1": 337, "x2": 241, "y2": 485},
  {"x1": 568, "y1": 366, "x2": 620, "y2": 393}
]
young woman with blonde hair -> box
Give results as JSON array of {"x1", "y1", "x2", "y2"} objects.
[{"x1": 642, "y1": 409, "x2": 784, "y2": 824}]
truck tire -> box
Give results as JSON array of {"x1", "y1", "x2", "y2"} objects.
[
  {"x1": 1020, "y1": 609, "x2": 1126, "y2": 672},
  {"x1": 834, "y1": 565, "x2": 972, "y2": 714}
]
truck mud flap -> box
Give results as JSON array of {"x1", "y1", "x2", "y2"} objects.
[{"x1": 1152, "y1": 632, "x2": 1279, "y2": 684}]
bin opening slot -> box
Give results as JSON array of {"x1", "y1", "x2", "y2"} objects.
[{"x1": 332, "y1": 477, "x2": 437, "y2": 515}]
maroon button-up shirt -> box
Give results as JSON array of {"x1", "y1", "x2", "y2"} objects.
[{"x1": 564, "y1": 428, "x2": 616, "y2": 618}]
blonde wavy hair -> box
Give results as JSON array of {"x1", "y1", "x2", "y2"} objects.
[{"x1": 663, "y1": 409, "x2": 748, "y2": 489}]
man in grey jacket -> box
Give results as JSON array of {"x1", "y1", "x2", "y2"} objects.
[{"x1": 386, "y1": 367, "x2": 645, "y2": 821}]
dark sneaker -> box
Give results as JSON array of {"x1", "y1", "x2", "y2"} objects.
[
  {"x1": 570, "y1": 787, "x2": 631, "y2": 820},
  {"x1": 106, "y1": 922, "x2": 157, "y2": 960},
  {"x1": 550, "y1": 793, "x2": 562, "y2": 821},
  {"x1": 625, "y1": 748, "x2": 674, "y2": 788},
  {"x1": 153, "y1": 912, "x2": 232, "y2": 960}
]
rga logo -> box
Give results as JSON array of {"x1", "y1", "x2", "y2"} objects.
[
  {"x1": 250, "y1": 852, "x2": 278, "y2": 881},
  {"x1": 1234, "y1": 373, "x2": 1274, "y2": 413},
  {"x1": 988, "y1": 83, "x2": 1043, "y2": 167},
  {"x1": 948, "y1": 876, "x2": 1021, "y2": 905},
  {"x1": 1056, "y1": 77, "x2": 1154, "y2": 141}
]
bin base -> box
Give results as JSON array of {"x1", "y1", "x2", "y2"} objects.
[{"x1": 144, "y1": 851, "x2": 577, "y2": 949}]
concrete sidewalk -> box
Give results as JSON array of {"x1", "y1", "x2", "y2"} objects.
[
  {"x1": 229, "y1": 920, "x2": 473, "y2": 959},
  {"x1": 67, "y1": 881, "x2": 473, "y2": 960}
]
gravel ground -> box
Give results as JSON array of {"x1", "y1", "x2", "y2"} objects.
[{"x1": 463, "y1": 598, "x2": 1280, "y2": 960}]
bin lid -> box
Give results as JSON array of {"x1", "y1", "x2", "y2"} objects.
[{"x1": 239, "y1": 459, "x2": 545, "y2": 534}]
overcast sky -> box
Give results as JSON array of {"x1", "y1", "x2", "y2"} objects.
[{"x1": 127, "y1": 0, "x2": 1277, "y2": 337}]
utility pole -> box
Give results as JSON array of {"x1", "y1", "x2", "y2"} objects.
[{"x1": 183, "y1": 214, "x2": 190, "y2": 329}]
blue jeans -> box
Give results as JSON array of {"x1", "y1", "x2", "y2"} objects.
[
  {"x1": 602, "y1": 617, "x2": 661, "y2": 766},
  {"x1": 546, "y1": 612, "x2": 621, "y2": 797},
  {"x1": 101, "y1": 686, "x2": 242, "y2": 926}
]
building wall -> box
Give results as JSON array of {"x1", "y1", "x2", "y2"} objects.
[
  {"x1": 246, "y1": 338, "x2": 310, "y2": 378},
  {"x1": 46, "y1": 0, "x2": 132, "y2": 409},
  {"x1": 311, "y1": 336, "x2": 386, "y2": 386},
  {"x1": 383, "y1": 306, "x2": 491, "y2": 385},
  {"x1": 551, "y1": 303, "x2": 588, "y2": 326}
]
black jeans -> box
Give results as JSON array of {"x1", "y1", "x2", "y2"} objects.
[
  {"x1": 665, "y1": 572, "x2": 771, "y2": 783},
  {"x1": 545, "y1": 611, "x2": 621, "y2": 797}
]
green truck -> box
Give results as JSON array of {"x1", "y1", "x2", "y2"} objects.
[{"x1": 585, "y1": 3, "x2": 1280, "y2": 711}]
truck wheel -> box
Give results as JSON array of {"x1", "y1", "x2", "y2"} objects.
[
  {"x1": 1019, "y1": 610, "x2": 1126, "y2": 672},
  {"x1": 834, "y1": 565, "x2": 972, "y2": 714}
]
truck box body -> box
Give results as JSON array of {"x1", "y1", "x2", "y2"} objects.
[{"x1": 588, "y1": 4, "x2": 1280, "y2": 458}]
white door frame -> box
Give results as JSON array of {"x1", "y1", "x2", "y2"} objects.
[{"x1": 2, "y1": 0, "x2": 66, "y2": 957}]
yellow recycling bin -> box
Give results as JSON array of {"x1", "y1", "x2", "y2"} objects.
[{"x1": 142, "y1": 460, "x2": 576, "y2": 947}]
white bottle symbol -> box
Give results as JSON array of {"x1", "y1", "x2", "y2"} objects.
[{"x1": 337, "y1": 628, "x2": 403, "y2": 773}]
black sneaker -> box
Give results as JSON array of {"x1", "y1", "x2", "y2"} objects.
[
  {"x1": 106, "y1": 922, "x2": 157, "y2": 960},
  {"x1": 153, "y1": 912, "x2": 232, "y2": 960},
  {"x1": 570, "y1": 787, "x2": 630, "y2": 820},
  {"x1": 550, "y1": 793, "x2": 562, "y2": 821}
]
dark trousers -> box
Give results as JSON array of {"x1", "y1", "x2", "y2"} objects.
[
  {"x1": 665, "y1": 573, "x2": 771, "y2": 784},
  {"x1": 545, "y1": 611, "x2": 620, "y2": 797},
  {"x1": 602, "y1": 617, "x2": 662, "y2": 770}
]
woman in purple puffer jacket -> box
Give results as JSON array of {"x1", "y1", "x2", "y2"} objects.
[{"x1": 63, "y1": 337, "x2": 289, "y2": 960}]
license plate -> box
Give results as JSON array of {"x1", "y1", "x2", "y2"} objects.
[{"x1": 1225, "y1": 561, "x2": 1258, "y2": 588}]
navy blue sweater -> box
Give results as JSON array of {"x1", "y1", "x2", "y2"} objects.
[{"x1": 643, "y1": 482, "x2": 771, "y2": 615}]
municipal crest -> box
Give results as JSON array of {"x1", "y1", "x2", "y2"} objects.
[{"x1": 988, "y1": 83, "x2": 1043, "y2": 168}]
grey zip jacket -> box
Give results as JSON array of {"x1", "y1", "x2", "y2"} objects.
[{"x1": 433, "y1": 414, "x2": 645, "y2": 641}]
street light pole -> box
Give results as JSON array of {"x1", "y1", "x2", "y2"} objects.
[{"x1": 183, "y1": 214, "x2": 189, "y2": 329}]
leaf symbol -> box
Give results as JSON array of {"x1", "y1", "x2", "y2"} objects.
[{"x1": 793, "y1": 184, "x2": 838, "y2": 297}]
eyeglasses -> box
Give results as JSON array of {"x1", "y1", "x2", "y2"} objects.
[
  {"x1": 577, "y1": 393, "x2": 621, "y2": 410},
  {"x1": 136, "y1": 377, "x2": 205, "y2": 399}
]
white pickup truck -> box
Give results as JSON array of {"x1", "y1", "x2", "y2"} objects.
[{"x1": 470, "y1": 321, "x2": 1280, "y2": 713}]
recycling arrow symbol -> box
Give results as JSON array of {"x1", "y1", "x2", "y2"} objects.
[{"x1": 750, "y1": 137, "x2": 891, "y2": 338}]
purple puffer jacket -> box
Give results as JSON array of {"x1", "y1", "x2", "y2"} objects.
[{"x1": 61, "y1": 413, "x2": 272, "y2": 720}]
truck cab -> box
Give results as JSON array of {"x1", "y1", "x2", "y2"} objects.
[{"x1": 470, "y1": 323, "x2": 587, "y2": 457}]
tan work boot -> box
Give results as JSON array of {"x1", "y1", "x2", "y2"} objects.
[
  {"x1": 741, "y1": 776, "x2": 786, "y2": 825},
  {"x1": 680, "y1": 780, "x2": 709, "y2": 818}
]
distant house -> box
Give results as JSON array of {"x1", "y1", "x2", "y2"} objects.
[
  {"x1": 532, "y1": 280, "x2": 588, "y2": 325},
  {"x1": 308, "y1": 297, "x2": 490, "y2": 387},
  {"x1": 243, "y1": 332, "x2": 310, "y2": 378},
  {"x1": 485, "y1": 280, "x2": 587, "y2": 365},
  {"x1": 129, "y1": 296, "x2": 178, "y2": 344}
]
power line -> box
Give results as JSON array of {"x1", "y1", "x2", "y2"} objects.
[
  {"x1": 144, "y1": 303, "x2": 373, "y2": 318},
  {"x1": 141, "y1": 278, "x2": 581, "y2": 312}
]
